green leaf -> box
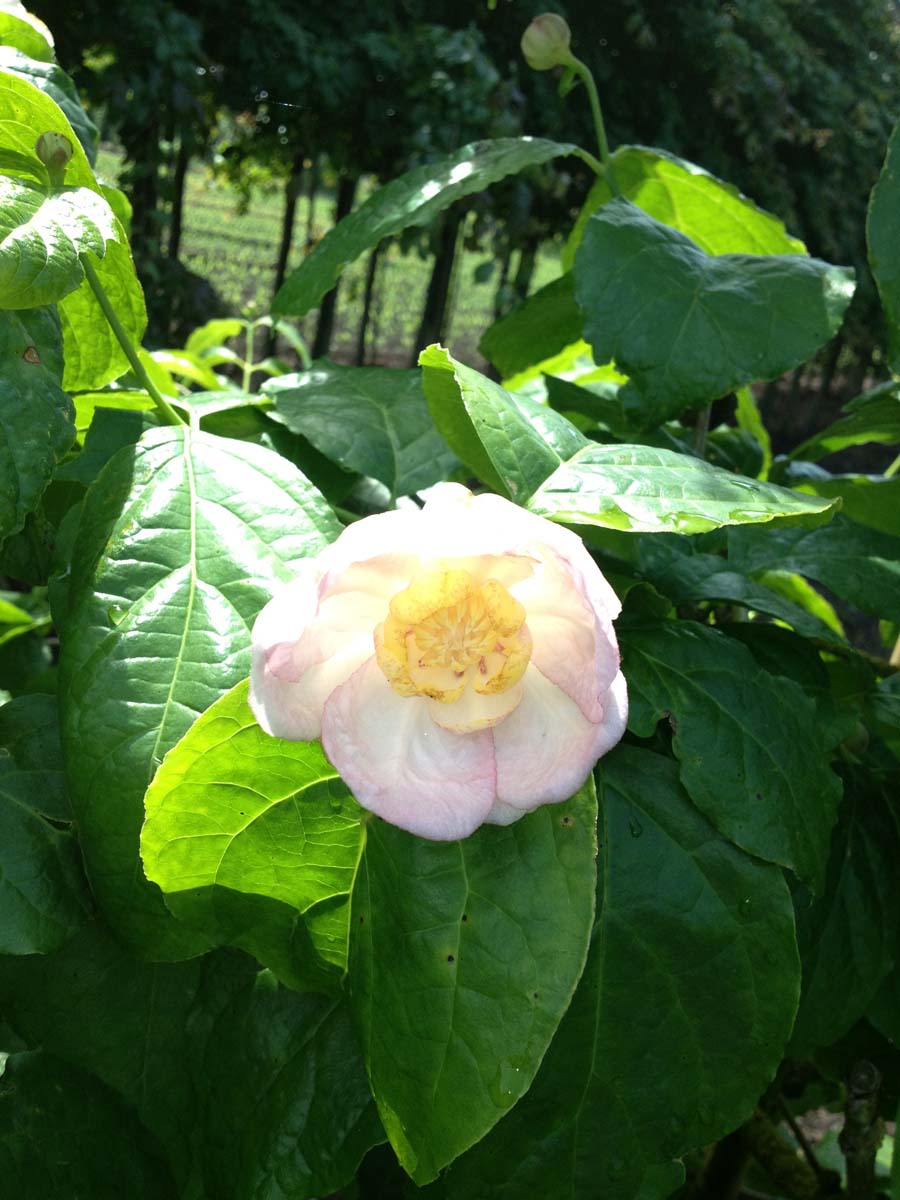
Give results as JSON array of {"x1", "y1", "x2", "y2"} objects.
[
  {"x1": 0, "y1": 70, "x2": 145, "y2": 389},
  {"x1": 0, "y1": 307, "x2": 74, "y2": 543},
  {"x1": 73, "y1": 389, "x2": 157, "y2": 438},
  {"x1": 0, "y1": 694, "x2": 90, "y2": 953},
  {"x1": 868, "y1": 117, "x2": 900, "y2": 372},
  {"x1": 265, "y1": 364, "x2": 458, "y2": 498},
  {"x1": 184, "y1": 316, "x2": 244, "y2": 357},
  {"x1": 273, "y1": 137, "x2": 578, "y2": 318},
  {"x1": 142, "y1": 680, "x2": 365, "y2": 990},
  {"x1": 59, "y1": 242, "x2": 149, "y2": 391},
  {"x1": 0, "y1": 924, "x2": 382, "y2": 1197},
  {"x1": 419, "y1": 344, "x2": 587, "y2": 500},
  {"x1": 735, "y1": 386, "x2": 772, "y2": 479},
  {"x1": 56, "y1": 405, "x2": 155, "y2": 487},
  {"x1": 478, "y1": 274, "x2": 583, "y2": 380},
  {"x1": 0, "y1": 11, "x2": 55, "y2": 62},
  {"x1": 563, "y1": 144, "x2": 805, "y2": 271},
  {"x1": 789, "y1": 467, "x2": 900, "y2": 537},
  {"x1": 198, "y1": 968, "x2": 384, "y2": 1199},
  {"x1": 441, "y1": 748, "x2": 799, "y2": 1200},
  {"x1": 0, "y1": 1051, "x2": 177, "y2": 1199},
  {"x1": 0, "y1": 48, "x2": 98, "y2": 162},
  {"x1": 574, "y1": 198, "x2": 854, "y2": 426},
  {"x1": 527, "y1": 442, "x2": 838, "y2": 534},
  {"x1": 791, "y1": 769, "x2": 900, "y2": 1054},
  {"x1": 0, "y1": 80, "x2": 119, "y2": 309},
  {"x1": 730, "y1": 517, "x2": 900, "y2": 623},
  {"x1": 622, "y1": 620, "x2": 841, "y2": 885},
  {"x1": 636, "y1": 541, "x2": 843, "y2": 642},
  {"x1": 351, "y1": 781, "x2": 598, "y2": 1185},
  {"x1": 58, "y1": 427, "x2": 341, "y2": 959},
  {"x1": 790, "y1": 382, "x2": 900, "y2": 461}
]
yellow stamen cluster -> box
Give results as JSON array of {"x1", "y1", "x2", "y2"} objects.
[{"x1": 374, "y1": 568, "x2": 532, "y2": 704}]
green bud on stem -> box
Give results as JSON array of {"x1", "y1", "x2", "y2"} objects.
[{"x1": 520, "y1": 13, "x2": 573, "y2": 71}]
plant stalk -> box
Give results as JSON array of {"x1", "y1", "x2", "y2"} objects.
[
  {"x1": 569, "y1": 55, "x2": 619, "y2": 194},
  {"x1": 81, "y1": 255, "x2": 184, "y2": 427}
]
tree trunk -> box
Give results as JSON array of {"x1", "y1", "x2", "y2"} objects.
[
  {"x1": 304, "y1": 157, "x2": 320, "y2": 255},
  {"x1": 123, "y1": 117, "x2": 160, "y2": 267},
  {"x1": 356, "y1": 242, "x2": 382, "y2": 365},
  {"x1": 167, "y1": 136, "x2": 190, "y2": 262},
  {"x1": 491, "y1": 247, "x2": 512, "y2": 322},
  {"x1": 511, "y1": 235, "x2": 539, "y2": 304},
  {"x1": 312, "y1": 173, "x2": 358, "y2": 361},
  {"x1": 410, "y1": 207, "x2": 463, "y2": 365},
  {"x1": 272, "y1": 150, "x2": 305, "y2": 301}
]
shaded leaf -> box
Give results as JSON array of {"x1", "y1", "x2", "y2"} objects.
[
  {"x1": 868, "y1": 116, "x2": 900, "y2": 372},
  {"x1": 265, "y1": 363, "x2": 458, "y2": 498},
  {"x1": 791, "y1": 769, "x2": 900, "y2": 1054},
  {"x1": 790, "y1": 382, "x2": 900, "y2": 461},
  {"x1": 622, "y1": 620, "x2": 841, "y2": 885},
  {"x1": 0, "y1": 1051, "x2": 177, "y2": 1199},
  {"x1": 478, "y1": 274, "x2": 583, "y2": 380},
  {"x1": 0, "y1": 694, "x2": 90, "y2": 953},
  {"x1": 0, "y1": 307, "x2": 74, "y2": 543},
  {"x1": 58, "y1": 427, "x2": 340, "y2": 958},
  {"x1": 574, "y1": 199, "x2": 854, "y2": 426},
  {"x1": 730, "y1": 517, "x2": 900, "y2": 623},
  {"x1": 351, "y1": 781, "x2": 597, "y2": 1184},
  {"x1": 274, "y1": 138, "x2": 579, "y2": 318},
  {"x1": 0, "y1": 47, "x2": 98, "y2": 161},
  {"x1": 441, "y1": 748, "x2": 798, "y2": 1200}
]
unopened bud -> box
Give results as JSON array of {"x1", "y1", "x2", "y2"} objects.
[
  {"x1": 521, "y1": 13, "x2": 572, "y2": 71},
  {"x1": 35, "y1": 131, "x2": 73, "y2": 175}
]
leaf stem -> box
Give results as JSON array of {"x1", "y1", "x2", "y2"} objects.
[
  {"x1": 884, "y1": 449, "x2": 900, "y2": 478},
  {"x1": 569, "y1": 56, "x2": 618, "y2": 194},
  {"x1": 243, "y1": 320, "x2": 255, "y2": 392},
  {"x1": 80, "y1": 255, "x2": 184, "y2": 427},
  {"x1": 693, "y1": 406, "x2": 710, "y2": 458}
]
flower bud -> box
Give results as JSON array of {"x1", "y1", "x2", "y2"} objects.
[
  {"x1": 521, "y1": 13, "x2": 572, "y2": 71},
  {"x1": 35, "y1": 131, "x2": 72, "y2": 175}
]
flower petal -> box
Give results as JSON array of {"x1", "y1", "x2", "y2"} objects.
[
  {"x1": 322, "y1": 658, "x2": 497, "y2": 840},
  {"x1": 490, "y1": 665, "x2": 628, "y2": 816},
  {"x1": 249, "y1": 563, "x2": 373, "y2": 742},
  {"x1": 512, "y1": 548, "x2": 619, "y2": 722},
  {"x1": 427, "y1": 678, "x2": 524, "y2": 733}
]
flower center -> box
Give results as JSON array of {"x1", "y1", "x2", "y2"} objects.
[{"x1": 374, "y1": 567, "x2": 532, "y2": 704}]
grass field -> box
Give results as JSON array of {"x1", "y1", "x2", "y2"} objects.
[{"x1": 97, "y1": 147, "x2": 561, "y2": 367}]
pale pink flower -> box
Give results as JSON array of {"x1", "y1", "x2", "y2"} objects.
[{"x1": 249, "y1": 484, "x2": 627, "y2": 841}]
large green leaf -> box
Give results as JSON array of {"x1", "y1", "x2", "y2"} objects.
[
  {"x1": 0, "y1": 923, "x2": 382, "y2": 1198},
  {"x1": 0, "y1": 71, "x2": 119, "y2": 308},
  {"x1": 440, "y1": 748, "x2": 799, "y2": 1200},
  {"x1": 787, "y1": 466, "x2": 900, "y2": 537},
  {"x1": 868, "y1": 117, "x2": 900, "y2": 372},
  {"x1": 0, "y1": 694, "x2": 90, "y2": 953},
  {"x1": 58, "y1": 241, "x2": 148, "y2": 391},
  {"x1": 478, "y1": 274, "x2": 584, "y2": 381},
  {"x1": 527, "y1": 442, "x2": 837, "y2": 534},
  {"x1": 0, "y1": 307, "x2": 74, "y2": 543},
  {"x1": 622, "y1": 620, "x2": 841, "y2": 885},
  {"x1": 791, "y1": 769, "x2": 900, "y2": 1054},
  {"x1": 635, "y1": 540, "x2": 843, "y2": 642},
  {"x1": 0, "y1": 47, "x2": 98, "y2": 162},
  {"x1": 0, "y1": 69, "x2": 146, "y2": 388},
  {"x1": 273, "y1": 137, "x2": 579, "y2": 318},
  {"x1": 563, "y1": 144, "x2": 805, "y2": 271},
  {"x1": 351, "y1": 781, "x2": 598, "y2": 1185},
  {"x1": 265, "y1": 364, "x2": 458, "y2": 498},
  {"x1": 419, "y1": 343, "x2": 587, "y2": 500},
  {"x1": 0, "y1": 1051, "x2": 177, "y2": 1199},
  {"x1": 790, "y1": 382, "x2": 900, "y2": 461},
  {"x1": 58, "y1": 427, "x2": 341, "y2": 959},
  {"x1": 142, "y1": 681, "x2": 365, "y2": 990},
  {"x1": 574, "y1": 198, "x2": 854, "y2": 426},
  {"x1": 729, "y1": 517, "x2": 900, "y2": 623}
]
